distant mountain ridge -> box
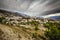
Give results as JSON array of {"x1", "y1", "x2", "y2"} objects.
[
  {"x1": 49, "y1": 16, "x2": 60, "y2": 20},
  {"x1": 42, "y1": 13, "x2": 60, "y2": 20},
  {"x1": 0, "y1": 9, "x2": 60, "y2": 20},
  {"x1": 0, "y1": 9, "x2": 31, "y2": 18}
]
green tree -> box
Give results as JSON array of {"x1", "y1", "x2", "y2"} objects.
[
  {"x1": 44, "y1": 22, "x2": 60, "y2": 40},
  {"x1": 32, "y1": 21, "x2": 39, "y2": 31}
]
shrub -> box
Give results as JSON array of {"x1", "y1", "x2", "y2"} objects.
[
  {"x1": 32, "y1": 33, "x2": 41, "y2": 40},
  {"x1": 32, "y1": 21, "x2": 39, "y2": 31},
  {"x1": 0, "y1": 17, "x2": 5, "y2": 23},
  {"x1": 44, "y1": 22, "x2": 60, "y2": 40}
]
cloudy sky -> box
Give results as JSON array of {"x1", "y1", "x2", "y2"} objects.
[{"x1": 0, "y1": 0, "x2": 60, "y2": 17}]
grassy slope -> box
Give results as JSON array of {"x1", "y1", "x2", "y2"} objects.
[
  {"x1": 0, "y1": 23, "x2": 45, "y2": 40},
  {"x1": 0, "y1": 24, "x2": 33, "y2": 40}
]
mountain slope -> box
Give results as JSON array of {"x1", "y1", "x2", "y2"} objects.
[
  {"x1": 0, "y1": 24, "x2": 34, "y2": 40},
  {"x1": 0, "y1": 9, "x2": 30, "y2": 18}
]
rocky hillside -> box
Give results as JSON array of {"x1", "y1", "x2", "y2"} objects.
[
  {"x1": 0, "y1": 10, "x2": 46, "y2": 40},
  {"x1": 0, "y1": 24, "x2": 35, "y2": 40},
  {"x1": 0, "y1": 10, "x2": 60, "y2": 40}
]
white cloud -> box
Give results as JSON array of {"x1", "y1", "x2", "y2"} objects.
[{"x1": 0, "y1": 0, "x2": 60, "y2": 17}]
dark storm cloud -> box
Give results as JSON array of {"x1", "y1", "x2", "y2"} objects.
[
  {"x1": 25, "y1": 0, "x2": 60, "y2": 16},
  {"x1": 39, "y1": 0, "x2": 60, "y2": 16},
  {"x1": 40, "y1": 8, "x2": 60, "y2": 15},
  {"x1": 0, "y1": 0, "x2": 60, "y2": 16}
]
